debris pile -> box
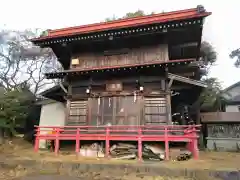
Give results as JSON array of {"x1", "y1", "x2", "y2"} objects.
[
  {"x1": 143, "y1": 144, "x2": 165, "y2": 161},
  {"x1": 169, "y1": 148, "x2": 192, "y2": 161},
  {"x1": 79, "y1": 142, "x2": 192, "y2": 161},
  {"x1": 79, "y1": 143, "x2": 104, "y2": 158},
  {"x1": 110, "y1": 143, "x2": 165, "y2": 161},
  {"x1": 176, "y1": 150, "x2": 192, "y2": 161},
  {"x1": 110, "y1": 143, "x2": 137, "y2": 160}
]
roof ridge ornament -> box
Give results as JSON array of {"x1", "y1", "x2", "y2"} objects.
[
  {"x1": 40, "y1": 29, "x2": 50, "y2": 37},
  {"x1": 197, "y1": 5, "x2": 206, "y2": 14}
]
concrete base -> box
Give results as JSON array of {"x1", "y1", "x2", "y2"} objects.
[{"x1": 206, "y1": 137, "x2": 240, "y2": 152}]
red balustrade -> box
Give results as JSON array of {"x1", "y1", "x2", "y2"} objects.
[{"x1": 34, "y1": 125, "x2": 200, "y2": 161}]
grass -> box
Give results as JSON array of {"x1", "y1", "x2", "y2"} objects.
[{"x1": 0, "y1": 138, "x2": 239, "y2": 179}]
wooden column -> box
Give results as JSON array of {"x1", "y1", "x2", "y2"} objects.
[
  {"x1": 65, "y1": 82, "x2": 72, "y2": 125},
  {"x1": 65, "y1": 100, "x2": 70, "y2": 125},
  {"x1": 196, "y1": 104, "x2": 205, "y2": 149},
  {"x1": 164, "y1": 67, "x2": 172, "y2": 124},
  {"x1": 166, "y1": 93, "x2": 172, "y2": 124}
]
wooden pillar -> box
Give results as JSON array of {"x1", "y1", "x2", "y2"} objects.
[
  {"x1": 75, "y1": 128, "x2": 80, "y2": 154},
  {"x1": 65, "y1": 83, "x2": 72, "y2": 125},
  {"x1": 196, "y1": 105, "x2": 205, "y2": 149},
  {"x1": 164, "y1": 67, "x2": 172, "y2": 124},
  {"x1": 166, "y1": 94, "x2": 172, "y2": 124},
  {"x1": 138, "y1": 127, "x2": 143, "y2": 161},
  {"x1": 65, "y1": 100, "x2": 70, "y2": 125},
  {"x1": 105, "y1": 127, "x2": 110, "y2": 158},
  {"x1": 196, "y1": 108, "x2": 201, "y2": 125},
  {"x1": 164, "y1": 127, "x2": 169, "y2": 160},
  {"x1": 54, "y1": 128, "x2": 60, "y2": 155},
  {"x1": 34, "y1": 127, "x2": 40, "y2": 152}
]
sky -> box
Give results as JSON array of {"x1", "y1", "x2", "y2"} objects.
[{"x1": 0, "y1": 0, "x2": 239, "y2": 88}]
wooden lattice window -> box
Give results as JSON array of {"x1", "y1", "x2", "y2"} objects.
[
  {"x1": 144, "y1": 97, "x2": 167, "y2": 125},
  {"x1": 68, "y1": 100, "x2": 87, "y2": 125}
]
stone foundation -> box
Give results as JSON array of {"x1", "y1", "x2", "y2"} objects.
[{"x1": 206, "y1": 137, "x2": 240, "y2": 151}]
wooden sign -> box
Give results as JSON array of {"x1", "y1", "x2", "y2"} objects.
[
  {"x1": 106, "y1": 81, "x2": 123, "y2": 92},
  {"x1": 71, "y1": 58, "x2": 79, "y2": 65}
]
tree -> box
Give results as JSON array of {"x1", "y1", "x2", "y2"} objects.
[
  {"x1": 0, "y1": 29, "x2": 63, "y2": 143},
  {"x1": 229, "y1": 48, "x2": 240, "y2": 67},
  {"x1": 105, "y1": 10, "x2": 155, "y2": 22},
  {"x1": 199, "y1": 41, "x2": 217, "y2": 76},
  {"x1": 197, "y1": 42, "x2": 224, "y2": 110},
  {"x1": 200, "y1": 77, "x2": 225, "y2": 111},
  {"x1": 0, "y1": 87, "x2": 34, "y2": 143},
  {"x1": 0, "y1": 29, "x2": 62, "y2": 96}
]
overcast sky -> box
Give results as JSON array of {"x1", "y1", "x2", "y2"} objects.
[{"x1": 1, "y1": 0, "x2": 239, "y2": 88}]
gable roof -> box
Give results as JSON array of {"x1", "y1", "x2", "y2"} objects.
[
  {"x1": 223, "y1": 81, "x2": 240, "y2": 93},
  {"x1": 230, "y1": 94, "x2": 240, "y2": 102},
  {"x1": 32, "y1": 7, "x2": 211, "y2": 42},
  {"x1": 40, "y1": 85, "x2": 66, "y2": 102}
]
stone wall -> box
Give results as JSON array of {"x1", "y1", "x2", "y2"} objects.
[
  {"x1": 206, "y1": 123, "x2": 240, "y2": 151},
  {"x1": 207, "y1": 137, "x2": 240, "y2": 151}
]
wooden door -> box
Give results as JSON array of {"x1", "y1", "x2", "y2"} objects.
[
  {"x1": 115, "y1": 96, "x2": 140, "y2": 126},
  {"x1": 90, "y1": 96, "x2": 141, "y2": 126}
]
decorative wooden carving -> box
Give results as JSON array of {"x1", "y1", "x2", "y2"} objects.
[{"x1": 71, "y1": 44, "x2": 169, "y2": 69}]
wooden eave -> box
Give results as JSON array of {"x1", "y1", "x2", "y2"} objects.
[
  {"x1": 168, "y1": 73, "x2": 207, "y2": 88},
  {"x1": 31, "y1": 8, "x2": 211, "y2": 46},
  {"x1": 45, "y1": 58, "x2": 195, "y2": 79},
  {"x1": 40, "y1": 85, "x2": 67, "y2": 102}
]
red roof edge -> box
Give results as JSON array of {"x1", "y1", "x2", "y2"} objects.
[
  {"x1": 32, "y1": 7, "x2": 211, "y2": 42},
  {"x1": 50, "y1": 8, "x2": 196, "y2": 33}
]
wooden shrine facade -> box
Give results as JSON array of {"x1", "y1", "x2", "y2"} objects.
[{"x1": 32, "y1": 6, "x2": 211, "y2": 128}]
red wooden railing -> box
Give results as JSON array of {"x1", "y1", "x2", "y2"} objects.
[{"x1": 34, "y1": 125, "x2": 200, "y2": 161}]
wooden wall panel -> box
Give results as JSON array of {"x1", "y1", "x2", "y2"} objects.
[{"x1": 71, "y1": 44, "x2": 169, "y2": 69}]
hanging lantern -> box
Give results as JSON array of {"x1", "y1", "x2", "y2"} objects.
[{"x1": 86, "y1": 86, "x2": 91, "y2": 94}]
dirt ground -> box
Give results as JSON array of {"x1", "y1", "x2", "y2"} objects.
[{"x1": 0, "y1": 138, "x2": 239, "y2": 180}]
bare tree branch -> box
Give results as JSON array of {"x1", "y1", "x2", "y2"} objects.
[{"x1": 0, "y1": 29, "x2": 63, "y2": 96}]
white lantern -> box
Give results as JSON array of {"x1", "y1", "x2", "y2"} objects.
[{"x1": 86, "y1": 88, "x2": 90, "y2": 94}]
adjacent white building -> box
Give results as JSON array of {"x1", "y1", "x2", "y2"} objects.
[
  {"x1": 36, "y1": 85, "x2": 66, "y2": 148},
  {"x1": 222, "y1": 82, "x2": 240, "y2": 112}
]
